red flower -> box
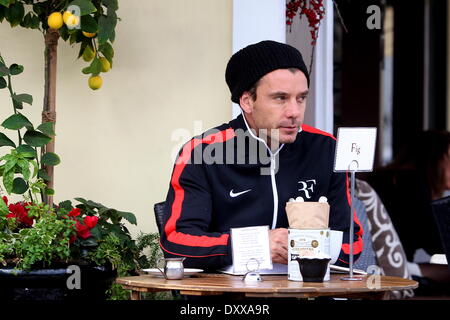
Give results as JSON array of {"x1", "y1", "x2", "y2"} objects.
[
  {"x1": 2, "y1": 196, "x2": 8, "y2": 206},
  {"x1": 7, "y1": 202, "x2": 34, "y2": 227},
  {"x1": 75, "y1": 221, "x2": 91, "y2": 239},
  {"x1": 84, "y1": 216, "x2": 98, "y2": 229},
  {"x1": 68, "y1": 208, "x2": 81, "y2": 217},
  {"x1": 69, "y1": 235, "x2": 77, "y2": 244}
]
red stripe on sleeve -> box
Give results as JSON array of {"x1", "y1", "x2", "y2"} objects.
[
  {"x1": 159, "y1": 239, "x2": 228, "y2": 258},
  {"x1": 301, "y1": 124, "x2": 336, "y2": 140},
  {"x1": 341, "y1": 172, "x2": 364, "y2": 255},
  {"x1": 164, "y1": 128, "x2": 236, "y2": 248}
]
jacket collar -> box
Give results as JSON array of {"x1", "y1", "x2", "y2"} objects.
[{"x1": 230, "y1": 113, "x2": 286, "y2": 156}]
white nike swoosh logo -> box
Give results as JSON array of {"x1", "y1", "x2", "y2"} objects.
[{"x1": 229, "y1": 189, "x2": 252, "y2": 198}]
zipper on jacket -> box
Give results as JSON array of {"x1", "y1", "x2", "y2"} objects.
[
  {"x1": 241, "y1": 114, "x2": 284, "y2": 230},
  {"x1": 270, "y1": 155, "x2": 278, "y2": 229}
]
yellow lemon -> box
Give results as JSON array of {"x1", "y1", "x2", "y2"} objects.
[
  {"x1": 82, "y1": 31, "x2": 97, "y2": 38},
  {"x1": 63, "y1": 11, "x2": 73, "y2": 24},
  {"x1": 65, "y1": 14, "x2": 80, "y2": 29},
  {"x1": 82, "y1": 46, "x2": 96, "y2": 62},
  {"x1": 99, "y1": 57, "x2": 111, "y2": 72},
  {"x1": 88, "y1": 75, "x2": 103, "y2": 90},
  {"x1": 47, "y1": 12, "x2": 63, "y2": 30}
]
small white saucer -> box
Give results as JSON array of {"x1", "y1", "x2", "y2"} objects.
[{"x1": 142, "y1": 268, "x2": 204, "y2": 277}]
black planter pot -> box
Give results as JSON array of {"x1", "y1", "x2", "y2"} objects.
[{"x1": 0, "y1": 264, "x2": 117, "y2": 300}]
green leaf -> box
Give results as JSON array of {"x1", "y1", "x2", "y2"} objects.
[
  {"x1": 82, "y1": 57, "x2": 101, "y2": 75},
  {"x1": 30, "y1": 14, "x2": 40, "y2": 29},
  {"x1": 69, "y1": 30, "x2": 82, "y2": 45},
  {"x1": 20, "y1": 11, "x2": 32, "y2": 28},
  {"x1": 103, "y1": 0, "x2": 119, "y2": 11},
  {"x1": 77, "y1": 41, "x2": 88, "y2": 59},
  {"x1": 9, "y1": 64, "x2": 24, "y2": 75},
  {"x1": 3, "y1": 169, "x2": 14, "y2": 194},
  {"x1": 0, "y1": 195, "x2": 8, "y2": 215},
  {"x1": 2, "y1": 113, "x2": 33, "y2": 130},
  {"x1": 0, "y1": 132, "x2": 15, "y2": 148},
  {"x1": 13, "y1": 99, "x2": 23, "y2": 110},
  {"x1": 44, "y1": 188, "x2": 55, "y2": 196},
  {"x1": 58, "y1": 200, "x2": 73, "y2": 211},
  {"x1": 17, "y1": 159, "x2": 30, "y2": 180},
  {"x1": 38, "y1": 168, "x2": 51, "y2": 181},
  {"x1": 31, "y1": 160, "x2": 38, "y2": 178},
  {"x1": 109, "y1": 29, "x2": 116, "y2": 43},
  {"x1": 32, "y1": 3, "x2": 43, "y2": 15},
  {"x1": 98, "y1": 11, "x2": 117, "y2": 45},
  {"x1": 0, "y1": 65, "x2": 9, "y2": 76},
  {"x1": 0, "y1": 0, "x2": 11, "y2": 8},
  {"x1": 75, "y1": 198, "x2": 106, "y2": 210},
  {"x1": 12, "y1": 177, "x2": 28, "y2": 194},
  {"x1": 79, "y1": 237, "x2": 97, "y2": 247},
  {"x1": 117, "y1": 210, "x2": 137, "y2": 225},
  {"x1": 59, "y1": 24, "x2": 70, "y2": 41},
  {"x1": 81, "y1": 14, "x2": 97, "y2": 33},
  {"x1": 0, "y1": 5, "x2": 5, "y2": 23},
  {"x1": 37, "y1": 122, "x2": 55, "y2": 136},
  {"x1": 0, "y1": 77, "x2": 6, "y2": 89},
  {"x1": 0, "y1": 153, "x2": 13, "y2": 162},
  {"x1": 98, "y1": 42, "x2": 114, "y2": 66},
  {"x1": 67, "y1": 0, "x2": 97, "y2": 16},
  {"x1": 23, "y1": 130, "x2": 51, "y2": 147},
  {"x1": 16, "y1": 144, "x2": 37, "y2": 158},
  {"x1": 5, "y1": 2, "x2": 24, "y2": 27},
  {"x1": 12, "y1": 93, "x2": 32, "y2": 105},
  {"x1": 3, "y1": 157, "x2": 17, "y2": 173},
  {"x1": 41, "y1": 152, "x2": 60, "y2": 166}
]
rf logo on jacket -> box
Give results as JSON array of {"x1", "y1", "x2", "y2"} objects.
[{"x1": 298, "y1": 179, "x2": 316, "y2": 199}]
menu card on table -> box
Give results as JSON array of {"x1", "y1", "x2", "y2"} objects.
[{"x1": 228, "y1": 226, "x2": 273, "y2": 274}]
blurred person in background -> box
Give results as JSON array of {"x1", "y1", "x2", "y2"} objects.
[{"x1": 366, "y1": 130, "x2": 450, "y2": 296}]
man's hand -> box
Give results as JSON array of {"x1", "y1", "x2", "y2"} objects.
[{"x1": 269, "y1": 228, "x2": 288, "y2": 264}]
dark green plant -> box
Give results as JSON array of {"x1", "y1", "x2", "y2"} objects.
[
  {"x1": 1, "y1": 0, "x2": 120, "y2": 200},
  {"x1": 1, "y1": 203, "x2": 75, "y2": 270},
  {"x1": 0, "y1": 54, "x2": 56, "y2": 202},
  {"x1": 0, "y1": 54, "x2": 145, "y2": 299}
]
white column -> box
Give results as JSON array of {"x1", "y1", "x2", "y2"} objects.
[
  {"x1": 231, "y1": 0, "x2": 286, "y2": 119},
  {"x1": 310, "y1": 0, "x2": 334, "y2": 134},
  {"x1": 286, "y1": 0, "x2": 334, "y2": 134}
]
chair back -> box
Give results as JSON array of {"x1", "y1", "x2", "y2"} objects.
[
  {"x1": 356, "y1": 179, "x2": 414, "y2": 298},
  {"x1": 431, "y1": 195, "x2": 450, "y2": 271},
  {"x1": 154, "y1": 201, "x2": 166, "y2": 235}
]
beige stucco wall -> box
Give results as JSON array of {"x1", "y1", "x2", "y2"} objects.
[{"x1": 0, "y1": 0, "x2": 232, "y2": 237}]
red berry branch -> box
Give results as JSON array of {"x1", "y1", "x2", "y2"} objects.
[{"x1": 286, "y1": 0, "x2": 325, "y2": 46}]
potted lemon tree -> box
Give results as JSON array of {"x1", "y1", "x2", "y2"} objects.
[
  {"x1": 0, "y1": 53, "x2": 142, "y2": 300},
  {"x1": 0, "y1": 0, "x2": 117, "y2": 206},
  {"x1": 0, "y1": 1, "x2": 145, "y2": 300}
]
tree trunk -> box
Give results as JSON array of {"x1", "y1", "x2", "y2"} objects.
[{"x1": 43, "y1": 29, "x2": 59, "y2": 207}]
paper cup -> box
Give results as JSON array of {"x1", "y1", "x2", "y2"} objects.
[{"x1": 329, "y1": 230, "x2": 343, "y2": 264}]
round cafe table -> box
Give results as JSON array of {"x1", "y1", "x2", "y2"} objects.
[{"x1": 115, "y1": 273, "x2": 418, "y2": 300}]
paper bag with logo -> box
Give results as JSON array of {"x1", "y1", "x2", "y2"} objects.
[{"x1": 286, "y1": 201, "x2": 330, "y2": 229}]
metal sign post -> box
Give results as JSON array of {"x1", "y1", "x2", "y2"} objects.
[
  {"x1": 333, "y1": 127, "x2": 377, "y2": 281},
  {"x1": 340, "y1": 164, "x2": 362, "y2": 281}
]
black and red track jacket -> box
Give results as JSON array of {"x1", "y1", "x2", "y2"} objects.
[{"x1": 160, "y1": 114, "x2": 363, "y2": 271}]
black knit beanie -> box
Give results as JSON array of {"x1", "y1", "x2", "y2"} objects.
[{"x1": 225, "y1": 40, "x2": 309, "y2": 104}]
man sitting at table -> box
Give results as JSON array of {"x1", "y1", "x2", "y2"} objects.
[{"x1": 159, "y1": 40, "x2": 363, "y2": 271}]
